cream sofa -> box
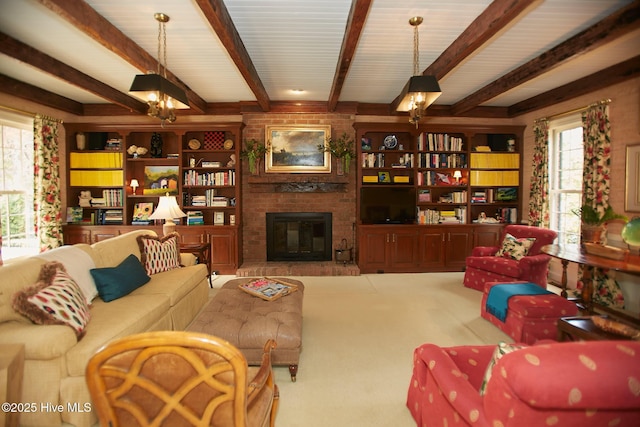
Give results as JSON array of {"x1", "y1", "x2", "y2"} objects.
[{"x1": 0, "y1": 230, "x2": 209, "y2": 427}]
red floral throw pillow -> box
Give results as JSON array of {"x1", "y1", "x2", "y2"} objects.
[
  {"x1": 137, "y1": 233, "x2": 181, "y2": 275},
  {"x1": 11, "y1": 261, "x2": 91, "y2": 338}
]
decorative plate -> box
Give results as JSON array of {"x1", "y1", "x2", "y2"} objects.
[
  {"x1": 224, "y1": 139, "x2": 234, "y2": 150},
  {"x1": 383, "y1": 135, "x2": 398, "y2": 149},
  {"x1": 188, "y1": 138, "x2": 201, "y2": 150}
]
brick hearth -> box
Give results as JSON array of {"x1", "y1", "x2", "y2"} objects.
[{"x1": 236, "y1": 261, "x2": 360, "y2": 277}]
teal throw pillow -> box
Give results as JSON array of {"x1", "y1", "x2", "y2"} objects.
[{"x1": 90, "y1": 254, "x2": 150, "y2": 302}]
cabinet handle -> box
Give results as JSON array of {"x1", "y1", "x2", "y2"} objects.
[{"x1": 386, "y1": 234, "x2": 390, "y2": 243}]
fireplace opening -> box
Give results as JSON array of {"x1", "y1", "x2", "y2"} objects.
[{"x1": 266, "y1": 212, "x2": 332, "y2": 261}]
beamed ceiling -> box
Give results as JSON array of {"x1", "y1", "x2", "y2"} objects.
[{"x1": 0, "y1": 0, "x2": 639, "y2": 119}]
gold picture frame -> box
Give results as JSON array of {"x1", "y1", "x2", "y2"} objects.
[
  {"x1": 625, "y1": 143, "x2": 640, "y2": 212},
  {"x1": 265, "y1": 125, "x2": 331, "y2": 173}
]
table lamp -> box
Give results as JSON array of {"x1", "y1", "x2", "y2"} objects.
[
  {"x1": 149, "y1": 193, "x2": 186, "y2": 235},
  {"x1": 130, "y1": 179, "x2": 139, "y2": 195},
  {"x1": 453, "y1": 170, "x2": 462, "y2": 184}
]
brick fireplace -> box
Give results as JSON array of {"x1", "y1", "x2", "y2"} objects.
[{"x1": 239, "y1": 113, "x2": 357, "y2": 271}]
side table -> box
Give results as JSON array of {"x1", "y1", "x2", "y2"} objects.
[
  {"x1": 180, "y1": 242, "x2": 213, "y2": 287},
  {"x1": 0, "y1": 344, "x2": 25, "y2": 427},
  {"x1": 557, "y1": 316, "x2": 634, "y2": 341}
]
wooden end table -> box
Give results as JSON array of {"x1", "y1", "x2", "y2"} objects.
[
  {"x1": 0, "y1": 344, "x2": 25, "y2": 427},
  {"x1": 557, "y1": 316, "x2": 636, "y2": 341},
  {"x1": 180, "y1": 242, "x2": 212, "y2": 287}
]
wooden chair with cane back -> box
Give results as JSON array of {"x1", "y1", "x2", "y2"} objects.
[{"x1": 85, "y1": 331, "x2": 278, "y2": 427}]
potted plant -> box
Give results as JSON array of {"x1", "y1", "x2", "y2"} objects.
[
  {"x1": 317, "y1": 132, "x2": 355, "y2": 175},
  {"x1": 241, "y1": 139, "x2": 268, "y2": 175},
  {"x1": 572, "y1": 203, "x2": 628, "y2": 244}
]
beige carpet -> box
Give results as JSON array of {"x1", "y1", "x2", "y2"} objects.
[{"x1": 210, "y1": 272, "x2": 512, "y2": 427}]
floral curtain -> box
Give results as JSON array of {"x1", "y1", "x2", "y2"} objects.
[
  {"x1": 34, "y1": 115, "x2": 63, "y2": 251},
  {"x1": 579, "y1": 103, "x2": 624, "y2": 308},
  {"x1": 528, "y1": 119, "x2": 550, "y2": 227}
]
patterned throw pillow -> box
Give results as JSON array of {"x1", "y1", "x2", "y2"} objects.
[
  {"x1": 479, "y1": 341, "x2": 527, "y2": 395},
  {"x1": 137, "y1": 233, "x2": 181, "y2": 275},
  {"x1": 11, "y1": 262, "x2": 91, "y2": 338},
  {"x1": 495, "y1": 233, "x2": 536, "y2": 260}
]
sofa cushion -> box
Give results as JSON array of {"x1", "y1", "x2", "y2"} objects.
[
  {"x1": 466, "y1": 256, "x2": 521, "y2": 277},
  {"x1": 90, "y1": 229, "x2": 154, "y2": 268},
  {"x1": 65, "y1": 294, "x2": 170, "y2": 377},
  {"x1": 137, "y1": 233, "x2": 181, "y2": 275},
  {"x1": 480, "y1": 341, "x2": 527, "y2": 395},
  {"x1": 36, "y1": 245, "x2": 99, "y2": 304},
  {"x1": 90, "y1": 254, "x2": 151, "y2": 302},
  {"x1": 130, "y1": 264, "x2": 207, "y2": 306},
  {"x1": 0, "y1": 321, "x2": 76, "y2": 360},
  {"x1": 495, "y1": 233, "x2": 536, "y2": 260},
  {"x1": 11, "y1": 262, "x2": 91, "y2": 338}
]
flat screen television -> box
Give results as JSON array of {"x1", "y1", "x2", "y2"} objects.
[{"x1": 360, "y1": 187, "x2": 416, "y2": 224}]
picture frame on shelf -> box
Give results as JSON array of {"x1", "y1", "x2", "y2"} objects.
[
  {"x1": 132, "y1": 202, "x2": 153, "y2": 224},
  {"x1": 214, "y1": 211, "x2": 225, "y2": 225},
  {"x1": 143, "y1": 166, "x2": 179, "y2": 195},
  {"x1": 378, "y1": 171, "x2": 391, "y2": 183},
  {"x1": 265, "y1": 125, "x2": 331, "y2": 173},
  {"x1": 626, "y1": 143, "x2": 640, "y2": 212}
]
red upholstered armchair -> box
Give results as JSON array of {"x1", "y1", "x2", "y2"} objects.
[
  {"x1": 407, "y1": 341, "x2": 640, "y2": 427},
  {"x1": 463, "y1": 225, "x2": 557, "y2": 291}
]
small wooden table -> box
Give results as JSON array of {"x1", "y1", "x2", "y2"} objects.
[
  {"x1": 541, "y1": 244, "x2": 640, "y2": 315},
  {"x1": 180, "y1": 242, "x2": 212, "y2": 287},
  {"x1": 0, "y1": 344, "x2": 25, "y2": 427},
  {"x1": 557, "y1": 316, "x2": 634, "y2": 341}
]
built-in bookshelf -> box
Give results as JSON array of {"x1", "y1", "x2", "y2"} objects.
[{"x1": 354, "y1": 123, "x2": 524, "y2": 273}]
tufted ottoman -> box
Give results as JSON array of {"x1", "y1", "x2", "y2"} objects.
[
  {"x1": 480, "y1": 281, "x2": 578, "y2": 344},
  {"x1": 187, "y1": 277, "x2": 303, "y2": 381}
]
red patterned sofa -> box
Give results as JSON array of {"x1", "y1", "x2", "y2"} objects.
[
  {"x1": 407, "y1": 340, "x2": 640, "y2": 427},
  {"x1": 463, "y1": 225, "x2": 557, "y2": 291},
  {"x1": 481, "y1": 281, "x2": 578, "y2": 344}
]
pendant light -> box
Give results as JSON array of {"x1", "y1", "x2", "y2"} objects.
[
  {"x1": 396, "y1": 16, "x2": 441, "y2": 127},
  {"x1": 129, "y1": 13, "x2": 189, "y2": 124}
]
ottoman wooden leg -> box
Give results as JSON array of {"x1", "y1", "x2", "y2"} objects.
[{"x1": 288, "y1": 364, "x2": 298, "y2": 382}]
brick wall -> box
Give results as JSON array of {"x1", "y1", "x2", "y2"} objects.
[{"x1": 240, "y1": 113, "x2": 357, "y2": 262}]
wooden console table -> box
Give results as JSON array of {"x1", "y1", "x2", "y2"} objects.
[{"x1": 541, "y1": 244, "x2": 640, "y2": 316}]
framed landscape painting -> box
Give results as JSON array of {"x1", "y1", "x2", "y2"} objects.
[
  {"x1": 265, "y1": 125, "x2": 331, "y2": 173},
  {"x1": 143, "y1": 166, "x2": 179, "y2": 195}
]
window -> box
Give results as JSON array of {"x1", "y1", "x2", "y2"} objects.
[
  {"x1": 0, "y1": 111, "x2": 36, "y2": 260},
  {"x1": 548, "y1": 115, "x2": 583, "y2": 245}
]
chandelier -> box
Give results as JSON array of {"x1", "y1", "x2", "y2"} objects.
[
  {"x1": 129, "y1": 13, "x2": 189, "y2": 124},
  {"x1": 396, "y1": 17, "x2": 441, "y2": 127}
]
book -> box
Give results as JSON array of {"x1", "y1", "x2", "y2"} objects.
[
  {"x1": 132, "y1": 203, "x2": 153, "y2": 223},
  {"x1": 66, "y1": 207, "x2": 83, "y2": 224},
  {"x1": 238, "y1": 277, "x2": 298, "y2": 301}
]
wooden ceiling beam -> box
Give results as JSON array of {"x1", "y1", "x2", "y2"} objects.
[
  {"x1": 0, "y1": 73, "x2": 85, "y2": 116},
  {"x1": 391, "y1": 0, "x2": 540, "y2": 111},
  {"x1": 327, "y1": 0, "x2": 373, "y2": 112},
  {"x1": 0, "y1": 32, "x2": 147, "y2": 114},
  {"x1": 36, "y1": 0, "x2": 208, "y2": 113},
  {"x1": 451, "y1": 0, "x2": 640, "y2": 115},
  {"x1": 508, "y1": 56, "x2": 640, "y2": 117},
  {"x1": 195, "y1": 0, "x2": 270, "y2": 112}
]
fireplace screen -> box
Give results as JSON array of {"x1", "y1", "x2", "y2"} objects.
[{"x1": 266, "y1": 212, "x2": 332, "y2": 261}]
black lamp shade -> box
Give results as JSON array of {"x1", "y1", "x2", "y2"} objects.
[
  {"x1": 129, "y1": 74, "x2": 189, "y2": 109},
  {"x1": 396, "y1": 75, "x2": 441, "y2": 112}
]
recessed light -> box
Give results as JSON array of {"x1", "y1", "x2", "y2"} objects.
[{"x1": 291, "y1": 89, "x2": 305, "y2": 95}]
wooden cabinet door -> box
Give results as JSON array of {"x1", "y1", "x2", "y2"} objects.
[
  {"x1": 474, "y1": 224, "x2": 504, "y2": 248},
  {"x1": 389, "y1": 229, "x2": 420, "y2": 270},
  {"x1": 62, "y1": 226, "x2": 92, "y2": 244},
  {"x1": 419, "y1": 229, "x2": 445, "y2": 269},
  {"x1": 209, "y1": 228, "x2": 237, "y2": 274},
  {"x1": 358, "y1": 229, "x2": 388, "y2": 272},
  {"x1": 445, "y1": 228, "x2": 472, "y2": 270}
]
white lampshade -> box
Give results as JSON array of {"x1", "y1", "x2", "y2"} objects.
[
  {"x1": 149, "y1": 194, "x2": 186, "y2": 235},
  {"x1": 130, "y1": 179, "x2": 139, "y2": 194},
  {"x1": 453, "y1": 170, "x2": 462, "y2": 179}
]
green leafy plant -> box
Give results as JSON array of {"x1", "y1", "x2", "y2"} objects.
[
  {"x1": 572, "y1": 204, "x2": 628, "y2": 226},
  {"x1": 240, "y1": 139, "x2": 268, "y2": 173},
  {"x1": 318, "y1": 132, "x2": 355, "y2": 174}
]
